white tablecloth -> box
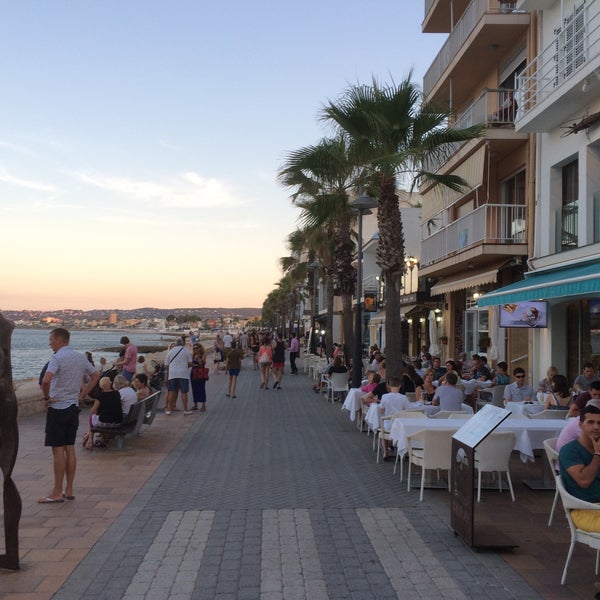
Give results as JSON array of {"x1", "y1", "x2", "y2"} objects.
[
  {"x1": 505, "y1": 401, "x2": 546, "y2": 417},
  {"x1": 389, "y1": 416, "x2": 567, "y2": 463},
  {"x1": 364, "y1": 403, "x2": 381, "y2": 433},
  {"x1": 341, "y1": 388, "x2": 364, "y2": 422}
]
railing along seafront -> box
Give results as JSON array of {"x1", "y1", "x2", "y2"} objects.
[
  {"x1": 516, "y1": 0, "x2": 600, "y2": 120},
  {"x1": 420, "y1": 203, "x2": 526, "y2": 267},
  {"x1": 423, "y1": 0, "x2": 522, "y2": 97}
]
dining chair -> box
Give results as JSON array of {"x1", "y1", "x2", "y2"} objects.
[
  {"x1": 476, "y1": 384, "x2": 506, "y2": 411},
  {"x1": 393, "y1": 412, "x2": 427, "y2": 480},
  {"x1": 376, "y1": 411, "x2": 406, "y2": 463},
  {"x1": 527, "y1": 409, "x2": 569, "y2": 420},
  {"x1": 555, "y1": 475, "x2": 600, "y2": 584},
  {"x1": 473, "y1": 432, "x2": 516, "y2": 502},
  {"x1": 327, "y1": 372, "x2": 349, "y2": 404},
  {"x1": 405, "y1": 392, "x2": 417, "y2": 402},
  {"x1": 406, "y1": 428, "x2": 454, "y2": 501},
  {"x1": 543, "y1": 437, "x2": 560, "y2": 526},
  {"x1": 448, "y1": 413, "x2": 471, "y2": 419},
  {"x1": 430, "y1": 410, "x2": 467, "y2": 419}
]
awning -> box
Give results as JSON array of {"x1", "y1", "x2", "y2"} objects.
[
  {"x1": 477, "y1": 261, "x2": 600, "y2": 307},
  {"x1": 430, "y1": 264, "x2": 501, "y2": 296}
]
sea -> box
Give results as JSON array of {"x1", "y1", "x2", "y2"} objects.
[{"x1": 9, "y1": 329, "x2": 175, "y2": 381}]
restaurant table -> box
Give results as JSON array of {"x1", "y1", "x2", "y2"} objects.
[
  {"x1": 505, "y1": 401, "x2": 545, "y2": 417},
  {"x1": 341, "y1": 388, "x2": 364, "y2": 422},
  {"x1": 390, "y1": 416, "x2": 567, "y2": 463}
]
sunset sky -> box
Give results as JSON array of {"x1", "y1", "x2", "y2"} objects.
[{"x1": 0, "y1": 1, "x2": 444, "y2": 311}]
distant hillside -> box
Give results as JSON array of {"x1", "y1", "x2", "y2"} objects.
[{"x1": 3, "y1": 307, "x2": 261, "y2": 321}]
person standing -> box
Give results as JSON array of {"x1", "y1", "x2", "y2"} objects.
[
  {"x1": 271, "y1": 333, "x2": 286, "y2": 389},
  {"x1": 258, "y1": 335, "x2": 273, "y2": 389},
  {"x1": 116, "y1": 336, "x2": 137, "y2": 382},
  {"x1": 39, "y1": 328, "x2": 100, "y2": 503},
  {"x1": 190, "y1": 343, "x2": 208, "y2": 411},
  {"x1": 164, "y1": 338, "x2": 193, "y2": 415},
  {"x1": 289, "y1": 332, "x2": 299, "y2": 375},
  {"x1": 226, "y1": 341, "x2": 245, "y2": 398}
]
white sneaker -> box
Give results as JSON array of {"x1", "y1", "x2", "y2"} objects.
[
  {"x1": 183, "y1": 410, "x2": 193, "y2": 415},
  {"x1": 165, "y1": 411, "x2": 172, "y2": 415}
]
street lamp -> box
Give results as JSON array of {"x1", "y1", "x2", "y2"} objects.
[
  {"x1": 405, "y1": 256, "x2": 419, "y2": 294},
  {"x1": 349, "y1": 192, "x2": 378, "y2": 388},
  {"x1": 309, "y1": 260, "x2": 320, "y2": 354}
]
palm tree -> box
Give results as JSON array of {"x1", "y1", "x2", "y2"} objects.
[
  {"x1": 321, "y1": 75, "x2": 482, "y2": 378},
  {"x1": 279, "y1": 135, "x2": 362, "y2": 361}
]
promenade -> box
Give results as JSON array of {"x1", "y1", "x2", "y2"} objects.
[{"x1": 1, "y1": 356, "x2": 597, "y2": 599}]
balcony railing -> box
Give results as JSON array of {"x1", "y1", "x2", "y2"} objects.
[
  {"x1": 517, "y1": 0, "x2": 600, "y2": 119},
  {"x1": 421, "y1": 203, "x2": 526, "y2": 266},
  {"x1": 424, "y1": 89, "x2": 516, "y2": 174},
  {"x1": 424, "y1": 0, "x2": 523, "y2": 96},
  {"x1": 557, "y1": 201, "x2": 579, "y2": 252}
]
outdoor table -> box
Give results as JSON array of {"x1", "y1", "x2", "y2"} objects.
[
  {"x1": 341, "y1": 388, "x2": 364, "y2": 422},
  {"x1": 505, "y1": 401, "x2": 545, "y2": 417},
  {"x1": 364, "y1": 403, "x2": 381, "y2": 433},
  {"x1": 390, "y1": 416, "x2": 567, "y2": 463}
]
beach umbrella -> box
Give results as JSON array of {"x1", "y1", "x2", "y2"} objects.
[{"x1": 428, "y1": 310, "x2": 440, "y2": 357}]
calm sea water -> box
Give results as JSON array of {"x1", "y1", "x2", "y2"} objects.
[{"x1": 9, "y1": 329, "x2": 172, "y2": 381}]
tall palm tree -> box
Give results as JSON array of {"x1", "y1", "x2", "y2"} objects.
[
  {"x1": 321, "y1": 75, "x2": 482, "y2": 378},
  {"x1": 279, "y1": 135, "x2": 362, "y2": 360}
]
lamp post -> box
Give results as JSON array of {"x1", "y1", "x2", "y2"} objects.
[
  {"x1": 309, "y1": 260, "x2": 320, "y2": 354},
  {"x1": 350, "y1": 192, "x2": 378, "y2": 388},
  {"x1": 405, "y1": 256, "x2": 418, "y2": 294}
]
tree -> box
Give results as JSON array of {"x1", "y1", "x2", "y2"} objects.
[
  {"x1": 321, "y1": 75, "x2": 482, "y2": 378},
  {"x1": 279, "y1": 135, "x2": 362, "y2": 361}
]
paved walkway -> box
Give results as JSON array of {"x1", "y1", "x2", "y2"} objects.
[{"x1": 1, "y1": 357, "x2": 598, "y2": 599}]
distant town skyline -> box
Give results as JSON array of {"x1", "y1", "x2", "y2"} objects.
[{"x1": 0, "y1": 2, "x2": 445, "y2": 311}]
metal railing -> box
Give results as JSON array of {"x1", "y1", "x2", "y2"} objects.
[
  {"x1": 424, "y1": 0, "x2": 525, "y2": 97},
  {"x1": 421, "y1": 203, "x2": 527, "y2": 266},
  {"x1": 557, "y1": 201, "x2": 579, "y2": 252},
  {"x1": 516, "y1": 0, "x2": 600, "y2": 119}
]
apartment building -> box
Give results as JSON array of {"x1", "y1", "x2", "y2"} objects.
[
  {"x1": 478, "y1": 0, "x2": 600, "y2": 383},
  {"x1": 419, "y1": 0, "x2": 533, "y2": 372}
]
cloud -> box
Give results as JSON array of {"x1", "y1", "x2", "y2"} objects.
[
  {"x1": 0, "y1": 168, "x2": 56, "y2": 192},
  {"x1": 75, "y1": 171, "x2": 247, "y2": 209}
]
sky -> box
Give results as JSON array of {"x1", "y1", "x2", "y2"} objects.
[{"x1": 0, "y1": 1, "x2": 445, "y2": 311}]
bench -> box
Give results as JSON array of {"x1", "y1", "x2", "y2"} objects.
[{"x1": 90, "y1": 390, "x2": 161, "y2": 449}]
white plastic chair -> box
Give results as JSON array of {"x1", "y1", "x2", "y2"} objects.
[
  {"x1": 476, "y1": 384, "x2": 507, "y2": 411},
  {"x1": 406, "y1": 428, "x2": 454, "y2": 501},
  {"x1": 474, "y1": 432, "x2": 516, "y2": 502},
  {"x1": 555, "y1": 475, "x2": 600, "y2": 585},
  {"x1": 431, "y1": 410, "x2": 468, "y2": 419},
  {"x1": 543, "y1": 437, "x2": 560, "y2": 527},
  {"x1": 327, "y1": 371, "x2": 349, "y2": 404},
  {"x1": 376, "y1": 411, "x2": 405, "y2": 463}
]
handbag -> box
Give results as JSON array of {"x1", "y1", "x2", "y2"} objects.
[
  {"x1": 259, "y1": 350, "x2": 271, "y2": 365},
  {"x1": 192, "y1": 366, "x2": 210, "y2": 381}
]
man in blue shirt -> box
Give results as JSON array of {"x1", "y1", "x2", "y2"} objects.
[{"x1": 559, "y1": 404, "x2": 600, "y2": 531}]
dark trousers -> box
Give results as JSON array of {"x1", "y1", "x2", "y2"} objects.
[{"x1": 290, "y1": 352, "x2": 298, "y2": 374}]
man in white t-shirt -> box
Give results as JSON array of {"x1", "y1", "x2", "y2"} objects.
[
  {"x1": 164, "y1": 338, "x2": 193, "y2": 415},
  {"x1": 223, "y1": 332, "x2": 233, "y2": 349},
  {"x1": 379, "y1": 376, "x2": 410, "y2": 460}
]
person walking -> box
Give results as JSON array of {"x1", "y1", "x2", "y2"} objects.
[
  {"x1": 164, "y1": 338, "x2": 193, "y2": 415},
  {"x1": 226, "y1": 341, "x2": 245, "y2": 398},
  {"x1": 271, "y1": 333, "x2": 286, "y2": 389},
  {"x1": 258, "y1": 335, "x2": 273, "y2": 389},
  {"x1": 39, "y1": 327, "x2": 100, "y2": 503},
  {"x1": 289, "y1": 332, "x2": 299, "y2": 375},
  {"x1": 190, "y1": 343, "x2": 208, "y2": 411}
]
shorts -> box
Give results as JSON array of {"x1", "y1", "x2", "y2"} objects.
[
  {"x1": 45, "y1": 404, "x2": 79, "y2": 447},
  {"x1": 272, "y1": 362, "x2": 284, "y2": 369},
  {"x1": 228, "y1": 369, "x2": 241, "y2": 376},
  {"x1": 167, "y1": 378, "x2": 190, "y2": 393}
]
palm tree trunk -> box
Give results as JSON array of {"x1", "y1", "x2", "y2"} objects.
[
  {"x1": 384, "y1": 272, "x2": 403, "y2": 379},
  {"x1": 341, "y1": 292, "x2": 354, "y2": 365},
  {"x1": 325, "y1": 273, "x2": 335, "y2": 358}
]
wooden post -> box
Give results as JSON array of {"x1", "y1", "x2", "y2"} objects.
[{"x1": 0, "y1": 312, "x2": 21, "y2": 570}]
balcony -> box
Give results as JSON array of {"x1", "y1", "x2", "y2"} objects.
[
  {"x1": 516, "y1": 0, "x2": 600, "y2": 132},
  {"x1": 557, "y1": 201, "x2": 579, "y2": 252},
  {"x1": 425, "y1": 89, "x2": 529, "y2": 174},
  {"x1": 423, "y1": 0, "x2": 530, "y2": 108},
  {"x1": 420, "y1": 203, "x2": 527, "y2": 270}
]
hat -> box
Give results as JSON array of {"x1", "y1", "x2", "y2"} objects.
[{"x1": 586, "y1": 398, "x2": 600, "y2": 410}]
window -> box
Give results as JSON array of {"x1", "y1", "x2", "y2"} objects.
[
  {"x1": 558, "y1": 159, "x2": 579, "y2": 251},
  {"x1": 501, "y1": 170, "x2": 526, "y2": 205}
]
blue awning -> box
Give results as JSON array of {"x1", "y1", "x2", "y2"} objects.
[{"x1": 477, "y1": 261, "x2": 600, "y2": 307}]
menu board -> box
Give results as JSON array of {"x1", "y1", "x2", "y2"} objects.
[{"x1": 453, "y1": 404, "x2": 510, "y2": 448}]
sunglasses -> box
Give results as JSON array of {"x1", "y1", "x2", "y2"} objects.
[{"x1": 515, "y1": 375, "x2": 525, "y2": 378}]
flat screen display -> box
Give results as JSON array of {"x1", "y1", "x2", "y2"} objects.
[{"x1": 499, "y1": 301, "x2": 548, "y2": 328}]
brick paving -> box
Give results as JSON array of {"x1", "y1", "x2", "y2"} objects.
[{"x1": 1, "y1": 357, "x2": 599, "y2": 599}]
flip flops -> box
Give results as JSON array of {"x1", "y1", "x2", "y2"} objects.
[{"x1": 38, "y1": 497, "x2": 64, "y2": 504}]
